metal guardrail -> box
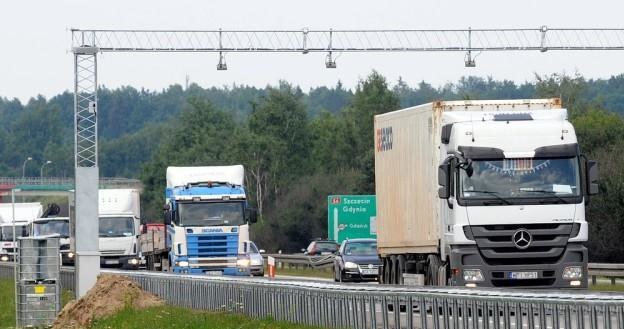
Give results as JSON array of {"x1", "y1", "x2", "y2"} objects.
[
  {"x1": 265, "y1": 256, "x2": 624, "y2": 283},
  {"x1": 2, "y1": 263, "x2": 624, "y2": 329},
  {"x1": 263, "y1": 254, "x2": 334, "y2": 269},
  {"x1": 0, "y1": 177, "x2": 142, "y2": 188},
  {"x1": 590, "y1": 263, "x2": 624, "y2": 285}
]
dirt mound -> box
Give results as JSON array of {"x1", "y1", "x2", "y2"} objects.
[{"x1": 53, "y1": 274, "x2": 164, "y2": 329}]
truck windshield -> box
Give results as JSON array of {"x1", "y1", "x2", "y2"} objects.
[
  {"x1": 99, "y1": 217, "x2": 135, "y2": 237},
  {"x1": 1, "y1": 225, "x2": 29, "y2": 241},
  {"x1": 177, "y1": 202, "x2": 245, "y2": 227},
  {"x1": 459, "y1": 157, "x2": 581, "y2": 203},
  {"x1": 33, "y1": 220, "x2": 70, "y2": 238}
]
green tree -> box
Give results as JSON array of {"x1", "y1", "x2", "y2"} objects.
[
  {"x1": 247, "y1": 83, "x2": 311, "y2": 207},
  {"x1": 343, "y1": 71, "x2": 400, "y2": 192},
  {"x1": 253, "y1": 170, "x2": 361, "y2": 252},
  {"x1": 140, "y1": 99, "x2": 237, "y2": 220}
]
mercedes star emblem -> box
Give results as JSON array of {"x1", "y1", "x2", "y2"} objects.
[{"x1": 512, "y1": 229, "x2": 532, "y2": 249}]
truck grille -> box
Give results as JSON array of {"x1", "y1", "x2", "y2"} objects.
[
  {"x1": 186, "y1": 233, "x2": 238, "y2": 258},
  {"x1": 470, "y1": 223, "x2": 573, "y2": 265}
]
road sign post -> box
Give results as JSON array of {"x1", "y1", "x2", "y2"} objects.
[{"x1": 327, "y1": 195, "x2": 376, "y2": 244}]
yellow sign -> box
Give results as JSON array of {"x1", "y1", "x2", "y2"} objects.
[{"x1": 34, "y1": 285, "x2": 46, "y2": 294}]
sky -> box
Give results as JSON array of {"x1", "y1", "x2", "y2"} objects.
[{"x1": 1, "y1": 0, "x2": 624, "y2": 102}]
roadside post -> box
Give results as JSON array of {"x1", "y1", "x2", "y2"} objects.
[{"x1": 267, "y1": 256, "x2": 275, "y2": 278}]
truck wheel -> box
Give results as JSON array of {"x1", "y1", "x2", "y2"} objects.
[
  {"x1": 381, "y1": 258, "x2": 388, "y2": 284},
  {"x1": 389, "y1": 255, "x2": 397, "y2": 284},
  {"x1": 161, "y1": 255, "x2": 170, "y2": 272},
  {"x1": 397, "y1": 255, "x2": 406, "y2": 285},
  {"x1": 427, "y1": 254, "x2": 441, "y2": 286},
  {"x1": 146, "y1": 255, "x2": 153, "y2": 271}
]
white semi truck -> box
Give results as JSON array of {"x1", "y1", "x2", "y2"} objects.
[
  {"x1": 98, "y1": 189, "x2": 141, "y2": 269},
  {"x1": 374, "y1": 98, "x2": 598, "y2": 288}
]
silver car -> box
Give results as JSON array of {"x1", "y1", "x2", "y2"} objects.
[{"x1": 242, "y1": 240, "x2": 265, "y2": 276}]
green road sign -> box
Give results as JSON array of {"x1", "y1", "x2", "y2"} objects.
[{"x1": 327, "y1": 195, "x2": 376, "y2": 244}]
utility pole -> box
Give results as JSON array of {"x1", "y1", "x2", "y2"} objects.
[{"x1": 72, "y1": 41, "x2": 100, "y2": 298}]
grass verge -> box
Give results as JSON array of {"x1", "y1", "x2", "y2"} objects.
[
  {"x1": 0, "y1": 279, "x2": 15, "y2": 328},
  {"x1": 590, "y1": 283, "x2": 624, "y2": 292},
  {"x1": 90, "y1": 306, "x2": 325, "y2": 329}
]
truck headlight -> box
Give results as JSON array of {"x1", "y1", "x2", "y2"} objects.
[
  {"x1": 128, "y1": 258, "x2": 139, "y2": 265},
  {"x1": 0, "y1": 255, "x2": 8, "y2": 262},
  {"x1": 68, "y1": 252, "x2": 74, "y2": 259},
  {"x1": 562, "y1": 266, "x2": 583, "y2": 280},
  {"x1": 250, "y1": 259, "x2": 263, "y2": 266},
  {"x1": 344, "y1": 261, "x2": 358, "y2": 269},
  {"x1": 236, "y1": 257, "x2": 250, "y2": 267},
  {"x1": 176, "y1": 261, "x2": 189, "y2": 267},
  {"x1": 463, "y1": 269, "x2": 484, "y2": 282}
]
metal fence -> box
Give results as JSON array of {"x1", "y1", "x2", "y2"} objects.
[{"x1": 1, "y1": 263, "x2": 623, "y2": 329}]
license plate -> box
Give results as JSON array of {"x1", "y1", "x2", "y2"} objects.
[
  {"x1": 204, "y1": 271, "x2": 222, "y2": 276},
  {"x1": 361, "y1": 269, "x2": 378, "y2": 275},
  {"x1": 509, "y1": 271, "x2": 538, "y2": 279},
  {"x1": 105, "y1": 260, "x2": 119, "y2": 265}
]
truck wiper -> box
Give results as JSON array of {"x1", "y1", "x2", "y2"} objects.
[
  {"x1": 520, "y1": 190, "x2": 569, "y2": 204},
  {"x1": 465, "y1": 190, "x2": 512, "y2": 205}
]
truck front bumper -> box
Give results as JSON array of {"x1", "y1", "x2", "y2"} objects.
[
  {"x1": 450, "y1": 243, "x2": 588, "y2": 288},
  {"x1": 100, "y1": 255, "x2": 141, "y2": 270},
  {"x1": 173, "y1": 266, "x2": 251, "y2": 276}
]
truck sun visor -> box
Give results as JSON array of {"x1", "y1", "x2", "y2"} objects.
[
  {"x1": 492, "y1": 113, "x2": 533, "y2": 121},
  {"x1": 458, "y1": 146, "x2": 505, "y2": 159},
  {"x1": 533, "y1": 143, "x2": 579, "y2": 158}
]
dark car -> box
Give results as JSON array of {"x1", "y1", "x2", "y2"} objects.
[
  {"x1": 303, "y1": 240, "x2": 339, "y2": 256},
  {"x1": 333, "y1": 238, "x2": 380, "y2": 282}
]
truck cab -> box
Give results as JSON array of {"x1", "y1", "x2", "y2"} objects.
[
  {"x1": 0, "y1": 222, "x2": 30, "y2": 261},
  {"x1": 31, "y1": 217, "x2": 73, "y2": 264},
  {"x1": 437, "y1": 108, "x2": 598, "y2": 288},
  {"x1": 98, "y1": 189, "x2": 141, "y2": 269},
  {"x1": 164, "y1": 165, "x2": 257, "y2": 275}
]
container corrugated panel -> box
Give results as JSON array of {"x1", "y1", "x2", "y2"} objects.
[
  {"x1": 373, "y1": 98, "x2": 562, "y2": 256},
  {"x1": 374, "y1": 104, "x2": 440, "y2": 255}
]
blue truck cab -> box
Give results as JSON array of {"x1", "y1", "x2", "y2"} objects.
[{"x1": 164, "y1": 165, "x2": 257, "y2": 275}]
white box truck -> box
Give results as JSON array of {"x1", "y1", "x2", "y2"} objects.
[
  {"x1": 98, "y1": 189, "x2": 141, "y2": 269},
  {"x1": 374, "y1": 98, "x2": 598, "y2": 288},
  {"x1": 0, "y1": 203, "x2": 43, "y2": 262}
]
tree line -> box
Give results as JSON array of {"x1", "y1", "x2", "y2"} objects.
[{"x1": 0, "y1": 73, "x2": 623, "y2": 261}]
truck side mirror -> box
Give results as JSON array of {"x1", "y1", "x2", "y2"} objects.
[
  {"x1": 246, "y1": 208, "x2": 258, "y2": 224},
  {"x1": 587, "y1": 160, "x2": 599, "y2": 195},
  {"x1": 164, "y1": 211, "x2": 172, "y2": 226},
  {"x1": 438, "y1": 163, "x2": 451, "y2": 199}
]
